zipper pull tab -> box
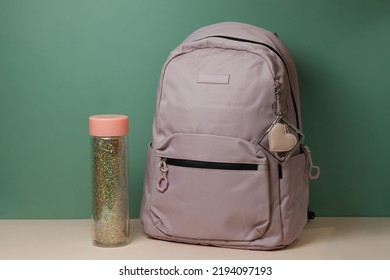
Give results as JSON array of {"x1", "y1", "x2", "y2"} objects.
[
  {"x1": 272, "y1": 79, "x2": 287, "y2": 116},
  {"x1": 157, "y1": 158, "x2": 169, "y2": 192},
  {"x1": 303, "y1": 146, "x2": 320, "y2": 180},
  {"x1": 274, "y1": 79, "x2": 281, "y2": 95}
]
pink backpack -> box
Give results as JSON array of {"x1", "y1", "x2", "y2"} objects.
[{"x1": 141, "y1": 22, "x2": 319, "y2": 250}]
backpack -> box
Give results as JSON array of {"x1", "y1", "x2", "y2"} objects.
[{"x1": 140, "y1": 22, "x2": 319, "y2": 250}]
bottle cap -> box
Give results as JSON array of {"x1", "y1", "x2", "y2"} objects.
[{"x1": 89, "y1": 114, "x2": 128, "y2": 136}]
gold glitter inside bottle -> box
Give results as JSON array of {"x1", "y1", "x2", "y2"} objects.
[{"x1": 89, "y1": 114, "x2": 130, "y2": 247}]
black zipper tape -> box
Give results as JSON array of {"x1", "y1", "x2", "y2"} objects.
[
  {"x1": 278, "y1": 162, "x2": 283, "y2": 179},
  {"x1": 164, "y1": 158, "x2": 258, "y2": 171}
]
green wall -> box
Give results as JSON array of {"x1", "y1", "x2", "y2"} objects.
[{"x1": 1, "y1": 0, "x2": 389, "y2": 218}]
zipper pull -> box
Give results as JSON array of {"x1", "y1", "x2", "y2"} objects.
[
  {"x1": 274, "y1": 79, "x2": 281, "y2": 95},
  {"x1": 272, "y1": 79, "x2": 287, "y2": 116},
  {"x1": 157, "y1": 158, "x2": 169, "y2": 192},
  {"x1": 303, "y1": 146, "x2": 320, "y2": 180}
]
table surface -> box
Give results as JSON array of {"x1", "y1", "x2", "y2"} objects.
[{"x1": 1, "y1": 218, "x2": 390, "y2": 260}]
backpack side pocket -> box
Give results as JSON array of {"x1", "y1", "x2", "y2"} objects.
[
  {"x1": 279, "y1": 152, "x2": 309, "y2": 245},
  {"x1": 140, "y1": 143, "x2": 157, "y2": 235}
]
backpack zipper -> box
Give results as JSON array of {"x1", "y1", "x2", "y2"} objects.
[
  {"x1": 157, "y1": 157, "x2": 257, "y2": 192},
  {"x1": 195, "y1": 35, "x2": 300, "y2": 129},
  {"x1": 163, "y1": 157, "x2": 258, "y2": 171}
]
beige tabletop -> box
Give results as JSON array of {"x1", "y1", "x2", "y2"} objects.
[{"x1": 1, "y1": 218, "x2": 389, "y2": 260}]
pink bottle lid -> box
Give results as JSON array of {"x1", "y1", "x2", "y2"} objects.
[{"x1": 89, "y1": 114, "x2": 129, "y2": 137}]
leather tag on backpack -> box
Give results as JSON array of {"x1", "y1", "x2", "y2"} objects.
[{"x1": 269, "y1": 123, "x2": 298, "y2": 152}]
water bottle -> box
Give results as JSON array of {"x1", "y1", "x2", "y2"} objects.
[{"x1": 89, "y1": 114, "x2": 130, "y2": 247}]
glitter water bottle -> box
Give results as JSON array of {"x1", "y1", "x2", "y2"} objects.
[{"x1": 89, "y1": 114, "x2": 130, "y2": 247}]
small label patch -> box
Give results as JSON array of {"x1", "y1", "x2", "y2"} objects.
[{"x1": 197, "y1": 73, "x2": 230, "y2": 84}]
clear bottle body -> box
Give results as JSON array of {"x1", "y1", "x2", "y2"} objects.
[{"x1": 91, "y1": 135, "x2": 130, "y2": 247}]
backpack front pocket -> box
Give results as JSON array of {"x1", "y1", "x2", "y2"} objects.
[{"x1": 150, "y1": 133, "x2": 270, "y2": 242}]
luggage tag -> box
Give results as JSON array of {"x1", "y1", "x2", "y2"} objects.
[{"x1": 257, "y1": 81, "x2": 304, "y2": 163}]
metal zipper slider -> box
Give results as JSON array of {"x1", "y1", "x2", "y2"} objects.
[
  {"x1": 272, "y1": 79, "x2": 287, "y2": 116},
  {"x1": 157, "y1": 158, "x2": 169, "y2": 192},
  {"x1": 274, "y1": 79, "x2": 281, "y2": 96}
]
